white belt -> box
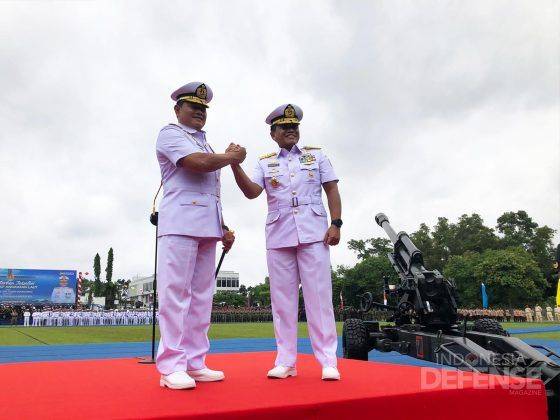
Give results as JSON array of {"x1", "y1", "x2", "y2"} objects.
[{"x1": 268, "y1": 195, "x2": 322, "y2": 210}]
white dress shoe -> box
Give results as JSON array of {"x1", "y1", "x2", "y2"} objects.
[
  {"x1": 322, "y1": 366, "x2": 340, "y2": 381},
  {"x1": 160, "y1": 371, "x2": 196, "y2": 389},
  {"x1": 187, "y1": 368, "x2": 225, "y2": 382},
  {"x1": 267, "y1": 365, "x2": 297, "y2": 379}
]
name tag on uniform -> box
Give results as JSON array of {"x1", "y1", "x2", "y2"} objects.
[
  {"x1": 267, "y1": 161, "x2": 280, "y2": 167},
  {"x1": 299, "y1": 153, "x2": 316, "y2": 165}
]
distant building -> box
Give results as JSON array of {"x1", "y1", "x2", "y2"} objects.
[
  {"x1": 124, "y1": 270, "x2": 240, "y2": 304},
  {"x1": 215, "y1": 271, "x2": 240, "y2": 293},
  {"x1": 129, "y1": 275, "x2": 154, "y2": 307}
]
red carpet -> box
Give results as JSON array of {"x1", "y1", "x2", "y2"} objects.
[{"x1": 0, "y1": 352, "x2": 547, "y2": 419}]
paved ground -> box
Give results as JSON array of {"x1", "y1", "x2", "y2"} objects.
[{"x1": 2, "y1": 334, "x2": 559, "y2": 368}]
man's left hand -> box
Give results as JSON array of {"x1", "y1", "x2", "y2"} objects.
[
  {"x1": 324, "y1": 226, "x2": 340, "y2": 246},
  {"x1": 222, "y1": 230, "x2": 235, "y2": 252}
]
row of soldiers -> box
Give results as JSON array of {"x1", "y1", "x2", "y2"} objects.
[
  {"x1": 458, "y1": 308, "x2": 526, "y2": 322},
  {"x1": 17, "y1": 306, "x2": 560, "y2": 326},
  {"x1": 458, "y1": 306, "x2": 560, "y2": 322},
  {"x1": 524, "y1": 305, "x2": 560, "y2": 322},
  {"x1": 22, "y1": 309, "x2": 158, "y2": 327}
]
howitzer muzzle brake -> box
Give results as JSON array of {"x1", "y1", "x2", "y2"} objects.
[{"x1": 375, "y1": 213, "x2": 389, "y2": 226}]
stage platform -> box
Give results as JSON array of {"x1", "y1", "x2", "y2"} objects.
[{"x1": 0, "y1": 352, "x2": 547, "y2": 419}]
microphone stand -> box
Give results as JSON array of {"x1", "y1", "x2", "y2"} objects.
[
  {"x1": 138, "y1": 211, "x2": 159, "y2": 364},
  {"x1": 139, "y1": 183, "x2": 162, "y2": 365}
]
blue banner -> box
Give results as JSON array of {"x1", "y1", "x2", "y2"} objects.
[
  {"x1": 0, "y1": 268, "x2": 77, "y2": 305},
  {"x1": 481, "y1": 282, "x2": 489, "y2": 309}
]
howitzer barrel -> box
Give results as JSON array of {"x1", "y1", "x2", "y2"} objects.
[
  {"x1": 375, "y1": 213, "x2": 398, "y2": 243},
  {"x1": 375, "y1": 213, "x2": 424, "y2": 270}
]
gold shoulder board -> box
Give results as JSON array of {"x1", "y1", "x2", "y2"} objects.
[
  {"x1": 302, "y1": 145, "x2": 321, "y2": 150},
  {"x1": 259, "y1": 152, "x2": 276, "y2": 160}
]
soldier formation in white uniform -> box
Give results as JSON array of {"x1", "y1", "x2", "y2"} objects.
[{"x1": 20, "y1": 309, "x2": 157, "y2": 327}]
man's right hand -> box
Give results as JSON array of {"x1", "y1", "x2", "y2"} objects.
[
  {"x1": 226, "y1": 143, "x2": 239, "y2": 153},
  {"x1": 226, "y1": 142, "x2": 246, "y2": 164}
]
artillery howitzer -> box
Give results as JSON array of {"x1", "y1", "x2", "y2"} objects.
[{"x1": 342, "y1": 213, "x2": 560, "y2": 419}]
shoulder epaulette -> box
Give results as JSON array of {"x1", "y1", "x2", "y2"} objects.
[
  {"x1": 259, "y1": 152, "x2": 276, "y2": 160},
  {"x1": 160, "y1": 123, "x2": 182, "y2": 132},
  {"x1": 302, "y1": 145, "x2": 321, "y2": 150}
]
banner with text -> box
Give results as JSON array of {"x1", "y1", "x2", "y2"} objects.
[{"x1": 0, "y1": 268, "x2": 77, "y2": 305}]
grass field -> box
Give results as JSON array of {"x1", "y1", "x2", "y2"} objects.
[
  {"x1": 515, "y1": 332, "x2": 560, "y2": 340},
  {"x1": 502, "y1": 322, "x2": 558, "y2": 330},
  {"x1": 0, "y1": 322, "x2": 558, "y2": 346},
  {"x1": 0, "y1": 322, "x2": 345, "y2": 346},
  {"x1": 499, "y1": 322, "x2": 560, "y2": 340}
]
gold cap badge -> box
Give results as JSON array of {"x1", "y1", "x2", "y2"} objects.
[
  {"x1": 196, "y1": 84, "x2": 207, "y2": 100},
  {"x1": 284, "y1": 105, "x2": 295, "y2": 118}
]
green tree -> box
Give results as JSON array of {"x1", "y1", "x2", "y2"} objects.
[
  {"x1": 476, "y1": 247, "x2": 546, "y2": 307},
  {"x1": 213, "y1": 291, "x2": 245, "y2": 307},
  {"x1": 429, "y1": 217, "x2": 454, "y2": 270},
  {"x1": 444, "y1": 252, "x2": 482, "y2": 308},
  {"x1": 453, "y1": 213, "x2": 500, "y2": 254},
  {"x1": 80, "y1": 277, "x2": 94, "y2": 306},
  {"x1": 497, "y1": 211, "x2": 538, "y2": 248},
  {"x1": 496, "y1": 211, "x2": 556, "y2": 295},
  {"x1": 93, "y1": 253, "x2": 102, "y2": 296},
  {"x1": 335, "y1": 256, "x2": 399, "y2": 308},
  {"x1": 248, "y1": 279, "x2": 271, "y2": 307},
  {"x1": 238, "y1": 284, "x2": 247, "y2": 297},
  {"x1": 427, "y1": 214, "x2": 499, "y2": 271},
  {"x1": 104, "y1": 280, "x2": 116, "y2": 309},
  {"x1": 445, "y1": 247, "x2": 546, "y2": 308},
  {"x1": 347, "y1": 238, "x2": 392, "y2": 260},
  {"x1": 105, "y1": 247, "x2": 114, "y2": 284}
]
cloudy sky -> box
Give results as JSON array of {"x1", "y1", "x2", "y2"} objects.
[{"x1": 1, "y1": 1, "x2": 558, "y2": 287}]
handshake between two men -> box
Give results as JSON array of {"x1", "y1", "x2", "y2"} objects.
[{"x1": 224, "y1": 143, "x2": 246, "y2": 165}]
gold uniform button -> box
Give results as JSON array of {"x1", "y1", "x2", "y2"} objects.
[
  {"x1": 192, "y1": 201, "x2": 197, "y2": 204},
  {"x1": 294, "y1": 209, "x2": 298, "y2": 214},
  {"x1": 290, "y1": 173, "x2": 295, "y2": 178},
  {"x1": 288, "y1": 158, "x2": 292, "y2": 161},
  {"x1": 292, "y1": 191, "x2": 297, "y2": 195}
]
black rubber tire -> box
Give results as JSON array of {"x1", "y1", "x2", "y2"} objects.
[
  {"x1": 342, "y1": 318, "x2": 369, "y2": 360},
  {"x1": 472, "y1": 318, "x2": 509, "y2": 336}
]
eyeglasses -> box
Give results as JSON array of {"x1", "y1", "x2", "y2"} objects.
[{"x1": 278, "y1": 124, "x2": 299, "y2": 130}]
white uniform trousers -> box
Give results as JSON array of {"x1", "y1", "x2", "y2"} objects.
[
  {"x1": 267, "y1": 241, "x2": 338, "y2": 368},
  {"x1": 156, "y1": 234, "x2": 218, "y2": 375}
]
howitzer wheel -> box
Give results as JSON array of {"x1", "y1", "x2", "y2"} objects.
[
  {"x1": 472, "y1": 318, "x2": 509, "y2": 336},
  {"x1": 342, "y1": 318, "x2": 369, "y2": 360}
]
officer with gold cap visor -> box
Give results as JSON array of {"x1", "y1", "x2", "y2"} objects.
[{"x1": 227, "y1": 103, "x2": 342, "y2": 381}]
